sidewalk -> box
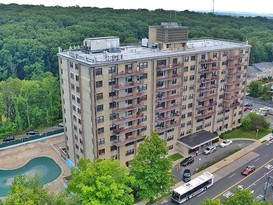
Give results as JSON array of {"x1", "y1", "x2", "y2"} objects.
[{"x1": 135, "y1": 133, "x2": 273, "y2": 205}]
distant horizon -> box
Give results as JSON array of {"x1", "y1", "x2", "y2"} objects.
[{"x1": 1, "y1": 0, "x2": 273, "y2": 15}]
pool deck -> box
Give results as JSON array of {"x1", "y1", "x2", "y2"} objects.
[{"x1": 0, "y1": 134, "x2": 70, "y2": 196}]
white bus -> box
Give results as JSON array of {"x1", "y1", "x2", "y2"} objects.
[{"x1": 171, "y1": 171, "x2": 214, "y2": 204}]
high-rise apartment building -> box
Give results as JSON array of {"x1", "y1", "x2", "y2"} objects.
[{"x1": 58, "y1": 23, "x2": 251, "y2": 166}]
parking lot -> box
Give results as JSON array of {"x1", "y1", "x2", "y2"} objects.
[{"x1": 172, "y1": 139, "x2": 254, "y2": 182}]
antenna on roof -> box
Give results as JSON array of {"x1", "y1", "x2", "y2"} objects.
[{"x1": 212, "y1": 0, "x2": 215, "y2": 14}]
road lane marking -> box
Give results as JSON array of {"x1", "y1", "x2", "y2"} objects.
[
  {"x1": 254, "y1": 158, "x2": 260, "y2": 162},
  {"x1": 212, "y1": 157, "x2": 273, "y2": 200},
  {"x1": 229, "y1": 173, "x2": 236, "y2": 178},
  {"x1": 247, "y1": 169, "x2": 273, "y2": 189},
  {"x1": 265, "y1": 164, "x2": 273, "y2": 170}
]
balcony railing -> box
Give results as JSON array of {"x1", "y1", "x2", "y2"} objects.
[
  {"x1": 223, "y1": 95, "x2": 241, "y2": 102},
  {"x1": 156, "y1": 94, "x2": 181, "y2": 103},
  {"x1": 155, "y1": 113, "x2": 180, "y2": 123},
  {"x1": 112, "y1": 102, "x2": 145, "y2": 113},
  {"x1": 157, "y1": 63, "x2": 184, "y2": 71},
  {"x1": 112, "y1": 135, "x2": 145, "y2": 147},
  {"x1": 228, "y1": 54, "x2": 246, "y2": 60},
  {"x1": 113, "y1": 124, "x2": 146, "y2": 135},
  {"x1": 112, "y1": 114, "x2": 144, "y2": 125},
  {"x1": 195, "y1": 110, "x2": 216, "y2": 119},
  {"x1": 112, "y1": 92, "x2": 143, "y2": 102},
  {"x1": 112, "y1": 69, "x2": 144, "y2": 78},
  {"x1": 156, "y1": 73, "x2": 182, "y2": 81},
  {"x1": 155, "y1": 122, "x2": 179, "y2": 132},
  {"x1": 224, "y1": 87, "x2": 242, "y2": 93},
  {"x1": 197, "y1": 93, "x2": 217, "y2": 101},
  {"x1": 199, "y1": 58, "x2": 221, "y2": 64},
  {"x1": 198, "y1": 84, "x2": 218, "y2": 91},
  {"x1": 112, "y1": 80, "x2": 144, "y2": 90},
  {"x1": 156, "y1": 83, "x2": 182, "y2": 92},
  {"x1": 198, "y1": 69, "x2": 211, "y2": 74},
  {"x1": 196, "y1": 102, "x2": 217, "y2": 110},
  {"x1": 156, "y1": 103, "x2": 180, "y2": 112},
  {"x1": 224, "y1": 102, "x2": 240, "y2": 109}
]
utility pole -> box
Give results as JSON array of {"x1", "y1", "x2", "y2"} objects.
[{"x1": 263, "y1": 175, "x2": 273, "y2": 201}]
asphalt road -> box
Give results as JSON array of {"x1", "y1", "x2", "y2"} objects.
[{"x1": 156, "y1": 139, "x2": 273, "y2": 205}]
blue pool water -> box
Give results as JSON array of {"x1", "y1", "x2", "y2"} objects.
[{"x1": 0, "y1": 156, "x2": 61, "y2": 197}]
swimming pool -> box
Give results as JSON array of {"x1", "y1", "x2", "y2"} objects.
[{"x1": 0, "y1": 156, "x2": 61, "y2": 197}]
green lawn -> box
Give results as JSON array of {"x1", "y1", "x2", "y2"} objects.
[
  {"x1": 222, "y1": 128, "x2": 272, "y2": 140},
  {"x1": 168, "y1": 153, "x2": 183, "y2": 161}
]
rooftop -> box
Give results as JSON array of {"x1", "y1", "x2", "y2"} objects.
[{"x1": 58, "y1": 38, "x2": 250, "y2": 67}]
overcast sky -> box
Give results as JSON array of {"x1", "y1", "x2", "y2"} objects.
[{"x1": 1, "y1": 0, "x2": 273, "y2": 14}]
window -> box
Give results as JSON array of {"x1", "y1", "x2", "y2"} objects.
[
  {"x1": 125, "y1": 64, "x2": 132, "y2": 70},
  {"x1": 187, "y1": 112, "x2": 192, "y2": 117},
  {"x1": 126, "y1": 149, "x2": 135, "y2": 156},
  {"x1": 173, "y1": 58, "x2": 178, "y2": 64},
  {"x1": 110, "y1": 113, "x2": 118, "y2": 120},
  {"x1": 97, "y1": 104, "x2": 103, "y2": 111},
  {"x1": 97, "y1": 116, "x2": 104, "y2": 123},
  {"x1": 108, "y1": 66, "x2": 116, "y2": 74},
  {"x1": 96, "y1": 68, "x2": 102, "y2": 76},
  {"x1": 190, "y1": 75, "x2": 195, "y2": 81},
  {"x1": 98, "y1": 149, "x2": 105, "y2": 155},
  {"x1": 172, "y1": 68, "x2": 177, "y2": 74},
  {"x1": 171, "y1": 89, "x2": 176, "y2": 94},
  {"x1": 110, "y1": 124, "x2": 116, "y2": 131},
  {"x1": 172, "y1": 79, "x2": 177, "y2": 84},
  {"x1": 184, "y1": 66, "x2": 188, "y2": 72},
  {"x1": 98, "y1": 138, "x2": 105, "y2": 145},
  {"x1": 167, "y1": 135, "x2": 174, "y2": 141},
  {"x1": 76, "y1": 86, "x2": 80, "y2": 93},
  {"x1": 188, "y1": 103, "x2": 193, "y2": 108},
  {"x1": 71, "y1": 84, "x2": 75, "y2": 90},
  {"x1": 75, "y1": 75, "x2": 79, "y2": 82},
  {"x1": 108, "y1": 78, "x2": 116, "y2": 85},
  {"x1": 70, "y1": 73, "x2": 74, "y2": 79},
  {"x1": 111, "y1": 145, "x2": 117, "y2": 151},
  {"x1": 96, "y1": 93, "x2": 103, "y2": 100},
  {"x1": 77, "y1": 97, "x2": 80, "y2": 104},
  {"x1": 97, "y1": 127, "x2": 104, "y2": 134},
  {"x1": 139, "y1": 62, "x2": 148, "y2": 68},
  {"x1": 109, "y1": 90, "x2": 116, "y2": 97},
  {"x1": 96, "y1": 81, "x2": 103, "y2": 88},
  {"x1": 110, "y1": 135, "x2": 117, "y2": 141},
  {"x1": 69, "y1": 62, "x2": 73, "y2": 68},
  {"x1": 183, "y1": 76, "x2": 188, "y2": 82},
  {"x1": 184, "y1": 56, "x2": 189, "y2": 62},
  {"x1": 190, "y1": 56, "x2": 196, "y2": 61},
  {"x1": 75, "y1": 64, "x2": 79, "y2": 70},
  {"x1": 109, "y1": 102, "x2": 116, "y2": 109},
  {"x1": 190, "y1": 65, "x2": 195, "y2": 71}
]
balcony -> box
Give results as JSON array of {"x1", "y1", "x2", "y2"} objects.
[
  {"x1": 156, "y1": 103, "x2": 180, "y2": 112},
  {"x1": 113, "y1": 124, "x2": 146, "y2": 135},
  {"x1": 223, "y1": 95, "x2": 241, "y2": 102},
  {"x1": 112, "y1": 114, "x2": 144, "y2": 125},
  {"x1": 198, "y1": 84, "x2": 218, "y2": 91},
  {"x1": 199, "y1": 58, "x2": 221, "y2": 64},
  {"x1": 112, "y1": 69, "x2": 144, "y2": 78},
  {"x1": 195, "y1": 110, "x2": 216, "y2": 119},
  {"x1": 224, "y1": 87, "x2": 242, "y2": 93},
  {"x1": 197, "y1": 93, "x2": 217, "y2": 101},
  {"x1": 112, "y1": 80, "x2": 144, "y2": 90},
  {"x1": 224, "y1": 102, "x2": 240, "y2": 109},
  {"x1": 196, "y1": 102, "x2": 217, "y2": 110},
  {"x1": 211, "y1": 66, "x2": 220, "y2": 71},
  {"x1": 199, "y1": 75, "x2": 218, "y2": 83},
  {"x1": 112, "y1": 102, "x2": 145, "y2": 113},
  {"x1": 157, "y1": 63, "x2": 183, "y2": 71},
  {"x1": 198, "y1": 69, "x2": 211, "y2": 74},
  {"x1": 156, "y1": 93, "x2": 181, "y2": 103},
  {"x1": 156, "y1": 73, "x2": 182, "y2": 81},
  {"x1": 156, "y1": 83, "x2": 182, "y2": 92},
  {"x1": 112, "y1": 135, "x2": 145, "y2": 147},
  {"x1": 228, "y1": 54, "x2": 246, "y2": 60},
  {"x1": 155, "y1": 112, "x2": 180, "y2": 123},
  {"x1": 112, "y1": 92, "x2": 143, "y2": 102},
  {"x1": 155, "y1": 122, "x2": 179, "y2": 132}
]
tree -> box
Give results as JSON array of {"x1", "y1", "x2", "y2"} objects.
[
  {"x1": 3, "y1": 174, "x2": 77, "y2": 205},
  {"x1": 248, "y1": 81, "x2": 263, "y2": 98},
  {"x1": 4, "y1": 174, "x2": 49, "y2": 205},
  {"x1": 242, "y1": 112, "x2": 270, "y2": 131},
  {"x1": 67, "y1": 158, "x2": 135, "y2": 205},
  {"x1": 130, "y1": 131, "x2": 174, "y2": 202},
  {"x1": 201, "y1": 188, "x2": 271, "y2": 205}
]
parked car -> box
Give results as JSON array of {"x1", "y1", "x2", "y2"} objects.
[
  {"x1": 58, "y1": 122, "x2": 64, "y2": 127},
  {"x1": 244, "y1": 103, "x2": 253, "y2": 107},
  {"x1": 180, "y1": 156, "x2": 194, "y2": 167},
  {"x1": 220, "y1": 140, "x2": 233, "y2": 148},
  {"x1": 203, "y1": 145, "x2": 216, "y2": 155},
  {"x1": 243, "y1": 106, "x2": 250, "y2": 111},
  {"x1": 182, "y1": 169, "x2": 191, "y2": 182},
  {"x1": 241, "y1": 165, "x2": 256, "y2": 176},
  {"x1": 3, "y1": 136, "x2": 15, "y2": 142},
  {"x1": 26, "y1": 130, "x2": 39, "y2": 135}
]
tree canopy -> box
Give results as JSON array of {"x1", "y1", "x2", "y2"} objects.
[
  {"x1": 130, "y1": 131, "x2": 174, "y2": 202},
  {"x1": 241, "y1": 112, "x2": 270, "y2": 131},
  {"x1": 201, "y1": 188, "x2": 271, "y2": 205},
  {"x1": 0, "y1": 4, "x2": 273, "y2": 80},
  {"x1": 67, "y1": 158, "x2": 135, "y2": 205}
]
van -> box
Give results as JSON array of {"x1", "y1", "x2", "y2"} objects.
[{"x1": 203, "y1": 145, "x2": 216, "y2": 155}]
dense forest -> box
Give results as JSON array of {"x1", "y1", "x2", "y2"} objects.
[{"x1": 0, "y1": 3, "x2": 273, "y2": 135}]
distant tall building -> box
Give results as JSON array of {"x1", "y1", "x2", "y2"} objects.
[{"x1": 58, "y1": 22, "x2": 251, "y2": 166}]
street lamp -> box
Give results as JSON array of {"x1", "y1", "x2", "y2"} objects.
[
  {"x1": 256, "y1": 129, "x2": 259, "y2": 139},
  {"x1": 263, "y1": 175, "x2": 273, "y2": 201}
]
